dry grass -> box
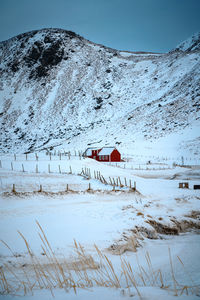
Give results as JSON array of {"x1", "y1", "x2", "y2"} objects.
[
  {"x1": 108, "y1": 236, "x2": 139, "y2": 255},
  {"x1": 137, "y1": 212, "x2": 144, "y2": 217},
  {"x1": 0, "y1": 222, "x2": 199, "y2": 298},
  {"x1": 147, "y1": 214, "x2": 152, "y2": 218}
]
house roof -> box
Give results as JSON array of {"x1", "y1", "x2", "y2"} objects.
[
  {"x1": 98, "y1": 147, "x2": 116, "y2": 156},
  {"x1": 84, "y1": 147, "x2": 99, "y2": 156}
]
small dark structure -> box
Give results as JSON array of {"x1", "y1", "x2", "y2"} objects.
[
  {"x1": 179, "y1": 182, "x2": 189, "y2": 189},
  {"x1": 194, "y1": 185, "x2": 200, "y2": 190},
  {"x1": 83, "y1": 146, "x2": 121, "y2": 162}
]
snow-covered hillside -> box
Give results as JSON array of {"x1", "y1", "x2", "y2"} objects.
[
  {"x1": 174, "y1": 32, "x2": 200, "y2": 52},
  {"x1": 0, "y1": 29, "x2": 199, "y2": 156}
]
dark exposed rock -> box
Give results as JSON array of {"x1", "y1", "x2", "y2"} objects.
[
  {"x1": 11, "y1": 61, "x2": 19, "y2": 72},
  {"x1": 24, "y1": 39, "x2": 65, "y2": 79},
  {"x1": 40, "y1": 41, "x2": 64, "y2": 67},
  {"x1": 44, "y1": 35, "x2": 53, "y2": 44},
  {"x1": 27, "y1": 46, "x2": 41, "y2": 63}
]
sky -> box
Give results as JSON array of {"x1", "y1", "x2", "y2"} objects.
[{"x1": 0, "y1": 0, "x2": 200, "y2": 53}]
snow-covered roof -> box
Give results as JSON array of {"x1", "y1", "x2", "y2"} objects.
[
  {"x1": 98, "y1": 147, "x2": 116, "y2": 156},
  {"x1": 85, "y1": 147, "x2": 99, "y2": 156},
  {"x1": 85, "y1": 149, "x2": 92, "y2": 156}
]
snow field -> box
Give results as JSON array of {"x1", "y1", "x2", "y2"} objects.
[{"x1": 0, "y1": 153, "x2": 200, "y2": 299}]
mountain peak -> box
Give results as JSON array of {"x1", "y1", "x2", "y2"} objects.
[
  {"x1": 173, "y1": 32, "x2": 200, "y2": 52},
  {"x1": 2, "y1": 28, "x2": 83, "y2": 44},
  {"x1": 0, "y1": 28, "x2": 87, "y2": 81}
]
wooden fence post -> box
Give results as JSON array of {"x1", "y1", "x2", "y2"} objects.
[
  {"x1": 38, "y1": 184, "x2": 42, "y2": 192},
  {"x1": 11, "y1": 162, "x2": 13, "y2": 171},
  {"x1": 48, "y1": 164, "x2": 50, "y2": 173},
  {"x1": 116, "y1": 178, "x2": 119, "y2": 186},
  {"x1": 22, "y1": 164, "x2": 24, "y2": 172},
  {"x1": 36, "y1": 164, "x2": 38, "y2": 173},
  {"x1": 66, "y1": 184, "x2": 69, "y2": 192},
  {"x1": 124, "y1": 177, "x2": 127, "y2": 186},
  {"x1": 102, "y1": 176, "x2": 107, "y2": 184},
  {"x1": 12, "y1": 184, "x2": 16, "y2": 193},
  {"x1": 26, "y1": 154, "x2": 28, "y2": 161},
  {"x1": 59, "y1": 165, "x2": 61, "y2": 174},
  {"x1": 81, "y1": 168, "x2": 84, "y2": 175},
  {"x1": 14, "y1": 154, "x2": 16, "y2": 161}
]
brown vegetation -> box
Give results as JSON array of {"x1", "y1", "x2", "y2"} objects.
[{"x1": 0, "y1": 222, "x2": 199, "y2": 298}]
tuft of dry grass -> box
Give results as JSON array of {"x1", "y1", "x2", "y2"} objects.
[
  {"x1": 137, "y1": 212, "x2": 144, "y2": 217},
  {"x1": 147, "y1": 214, "x2": 152, "y2": 218},
  {"x1": 0, "y1": 222, "x2": 199, "y2": 297}
]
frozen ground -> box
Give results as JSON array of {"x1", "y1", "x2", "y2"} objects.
[{"x1": 0, "y1": 153, "x2": 200, "y2": 299}]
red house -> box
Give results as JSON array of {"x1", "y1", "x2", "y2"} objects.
[{"x1": 83, "y1": 147, "x2": 121, "y2": 162}]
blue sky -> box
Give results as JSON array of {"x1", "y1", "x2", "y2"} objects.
[{"x1": 0, "y1": 0, "x2": 200, "y2": 52}]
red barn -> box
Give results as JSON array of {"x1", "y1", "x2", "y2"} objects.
[{"x1": 83, "y1": 147, "x2": 121, "y2": 162}]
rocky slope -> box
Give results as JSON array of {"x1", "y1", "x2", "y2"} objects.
[{"x1": 0, "y1": 28, "x2": 199, "y2": 155}]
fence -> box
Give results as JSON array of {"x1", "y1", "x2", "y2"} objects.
[{"x1": 8, "y1": 183, "x2": 135, "y2": 194}]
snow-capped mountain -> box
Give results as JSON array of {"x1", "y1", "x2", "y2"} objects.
[
  {"x1": 174, "y1": 32, "x2": 200, "y2": 52},
  {"x1": 0, "y1": 29, "x2": 199, "y2": 156}
]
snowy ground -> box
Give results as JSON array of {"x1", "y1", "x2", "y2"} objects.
[{"x1": 0, "y1": 153, "x2": 200, "y2": 299}]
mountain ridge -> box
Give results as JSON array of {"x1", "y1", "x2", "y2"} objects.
[
  {"x1": 0, "y1": 28, "x2": 199, "y2": 156},
  {"x1": 173, "y1": 32, "x2": 200, "y2": 52}
]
